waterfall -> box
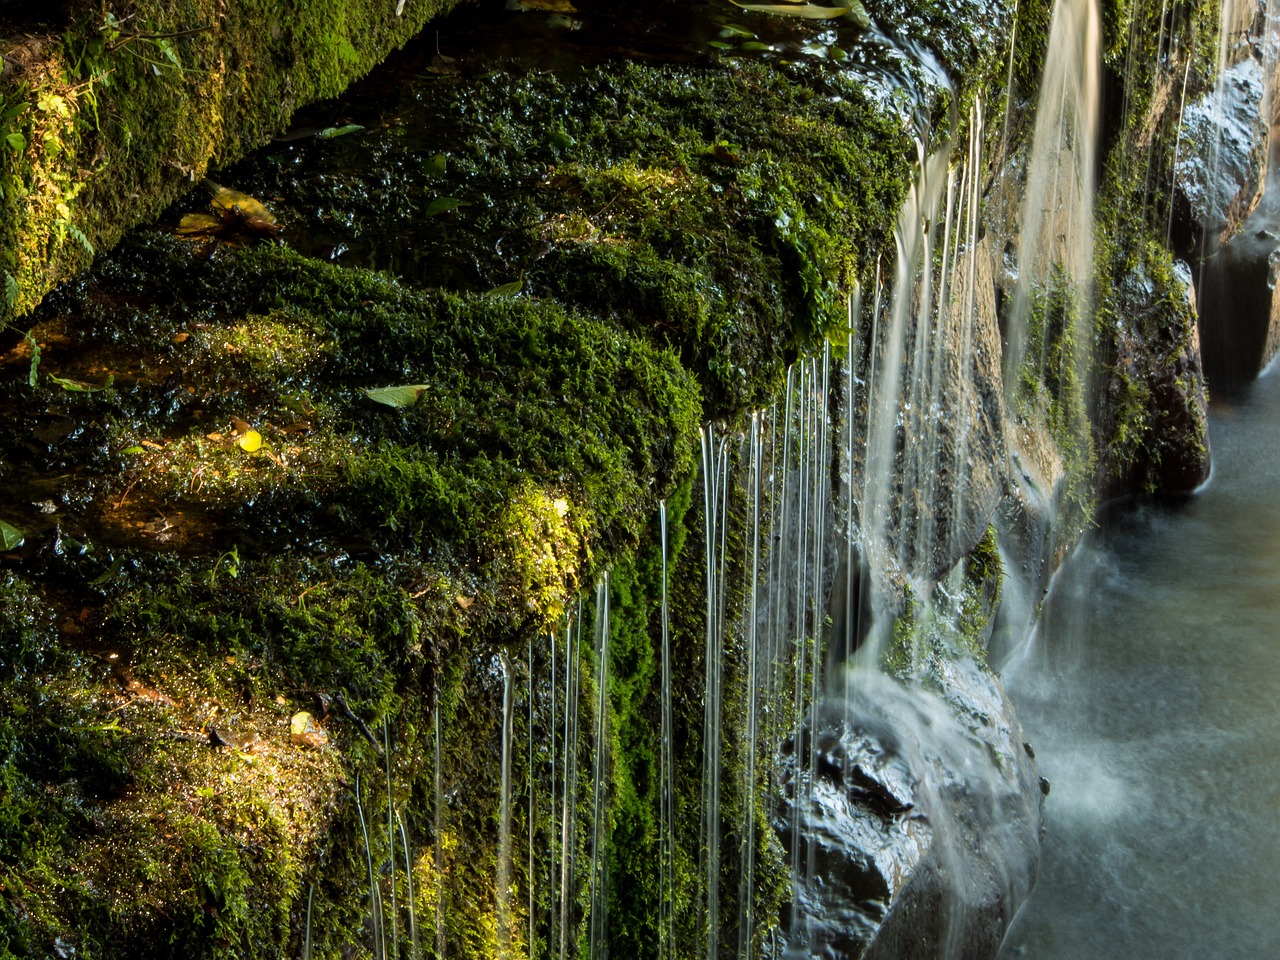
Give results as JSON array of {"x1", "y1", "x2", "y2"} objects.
[{"x1": 1003, "y1": 0, "x2": 1101, "y2": 412}]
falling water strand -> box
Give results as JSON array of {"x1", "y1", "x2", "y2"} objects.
[
  {"x1": 658, "y1": 501, "x2": 676, "y2": 960},
  {"x1": 385, "y1": 719, "x2": 399, "y2": 960},
  {"x1": 950, "y1": 98, "x2": 985, "y2": 564},
  {"x1": 528, "y1": 637, "x2": 536, "y2": 960},
  {"x1": 433, "y1": 681, "x2": 445, "y2": 960},
  {"x1": 785, "y1": 366, "x2": 809, "y2": 934},
  {"x1": 397, "y1": 813, "x2": 419, "y2": 960},
  {"x1": 549, "y1": 620, "x2": 559, "y2": 953},
  {"x1": 862, "y1": 136, "x2": 952, "y2": 656},
  {"x1": 763, "y1": 399, "x2": 785, "y2": 798},
  {"x1": 588, "y1": 576, "x2": 612, "y2": 960},
  {"x1": 803, "y1": 353, "x2": 831, "y2": 893},
  {"x1": 558, "y1": 607, "x2": 583, "y2": 960},
  {"x1": 1000, "y1": 0, "x2": 1022, "y2": 163},
  {"x1": 1167, "y1": 53, "x2": 1194, "y2": 244},
  {"x1": 843, "y1": 287, "x2": 862, "y2": 668},
  {"x1": 497, "y1": 651, "x2": 515, "y2": 960},
  {"x1": 356, "y1": 773, "x2": 386, "y2": 960},
  {"x1": 737, "y1": 413, "x2": 763, "y2": 960},
  {"x1": 700, "y1": 424, "x2": 729, "y2": 960},
  {"x1": 303, "y1": 883, "x2": 314, "y2": 960}
]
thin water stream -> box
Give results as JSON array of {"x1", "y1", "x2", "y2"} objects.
[{"x1": 997, "y1": 367, "x2": 1280, "y2": 959}]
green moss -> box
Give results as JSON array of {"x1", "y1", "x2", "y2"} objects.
[
  {"x1": 0, "y1": 0, "x2": 465, "y2": 323},
  {"x1": 231, "y1": 60, "x2": 914, "y2": 420},
  {"x1": 1012, "y1": 264, "x2": 1097, "y2": 544},
  {"x1": 882, "y1": 529, "x2": 1002, "y2": 680}
]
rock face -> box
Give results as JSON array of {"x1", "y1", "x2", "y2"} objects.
[
  {"x1": 777, "y1": 665, "x2": 1042, "y2": 960},
  {"x1": 1177, "y1": 3, "x2": 1280, "y2": 389}
]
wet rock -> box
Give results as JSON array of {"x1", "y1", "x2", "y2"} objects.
[
  {"x1": 776, "y1": 663, "x2": 1042, "y2": 960},
  {"x1": 1175, "y1": 55, "x2": 1269, "y2": 248}
]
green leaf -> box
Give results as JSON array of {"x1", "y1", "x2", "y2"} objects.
[
  {"x1": 730, "y1": 2, "x2": 859, "y2": 20},
  {"x1": 66, "y1": 224, "x2": 95, "y2": 255},
  {"x1": 427, "y1": 153, "x2": 447, "y2": 176},
  {"x1": 548, "y1": 130, "x2": 576, "y2": 153},
  {"x1": 708, "y1": 40, "x2": 735, "y2": 50},
  {"x1": 5, "y1": 132, "x2": 25, "y2": 152},
  {"x1": 318, "y1": 123, "x2": 365, "y2": 139},
  {"x1": 4, "y1": 271, "x2": 17, "y2": 309},
  {"x1": 484, "y1": 276, "x2": 523, "y2": 299},
  {"x1": 741, "y1": 40, "x2": 774, "y2": 51},
  {"x1": 48, "y1": 372, "x2": 113, "y2": 392},
  {"x1": 425, "y1": 196, "x2": 469, "y2": 216},
  {"x1": 720, "y1": 23, "x2": 756, "y2": 37},
  {"x1": 0, "y1": 519, "x2": 24, "y2": 551},
  {"x1": 120, "y1": 445, "x2": 145, "y2": 455},
  {"x1": 364, "y1": 384, "x2": 430, "y2": 407}
]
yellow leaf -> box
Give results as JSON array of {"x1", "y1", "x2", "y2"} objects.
[
  {"x1": 203, "y1": 179, "x2": 277, "y2": 223},
  {"x1": 238, "y1": 429, "x2": 263, "y2": 453},
  {"x1": 291, "y1": 711, "x2": 328, "y2": 747}
]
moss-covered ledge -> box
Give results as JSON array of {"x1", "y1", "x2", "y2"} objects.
[
  {"x1": 0, "y1": 0, "x2": 462, "y2": 321},
  {"x1": 0, "y1": 237, "x2": 701, "y2": 957}
]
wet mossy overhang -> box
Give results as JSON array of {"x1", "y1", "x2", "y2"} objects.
[{"x1": 0, "y1": 0, "x2": 1010, "y2": 955}]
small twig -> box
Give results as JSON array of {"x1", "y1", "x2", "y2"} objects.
[
  {"x1": 334, "y1": 690, "x2": 384, "y2": 755},
  {"x1": 107, "y1": 24, "x2": 213, "y2": 53}
]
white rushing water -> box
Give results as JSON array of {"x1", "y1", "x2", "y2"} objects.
[{"x1": 998, "y1": 368, "x2": 1280, "y2": 959}]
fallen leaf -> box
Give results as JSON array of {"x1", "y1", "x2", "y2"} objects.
[
  {"x1": 48, "y1": 373, "x2": 114, "y2": 392},
  {"x1": 317, "y1": 124, "x2": 364, "y2": 139},
  {"x1": 484, "y1": 276, "x2": 523, "y2": 299},
  {"x1": 175, "y1": 212, "x2": 224, "y2": 236},
  {"x1": 456, "y1": 595, "x2": 474, "y2": 609},
  {"x1": 291, "y1": 710, "x2": 328, "y2": 747},
  {"x1": 730, "y1": 2, "x2": 862, "y2": 22},
  {"x1": 204, "y1": 179, "x2": 276, "y2": 224},
  {"x1": 509, "y1": 0, "x2": 577, "y2": 9},
  {"x1": 425, "y1": 196, "x2": 469, "y2": 216},
  {"x1": 364, "y1": 384, "x2": 429, "y2": 407},
  {"x1": 0, "y1": 519, "x2": 24, "y2": 551}
]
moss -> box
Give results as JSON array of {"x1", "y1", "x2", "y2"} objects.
[
  {"x1": 882, "y1": 527, "x2": 1002, "y2": 680},
  {"x1": 0, "y1": 0, "x2": 465, "y2": 323},
  {"x1": 228, "y1": 59, "x2": 914, "y2": 421},
  {"x1": 1012, "y1": 264, "x2": 1097, "y2": 545}
]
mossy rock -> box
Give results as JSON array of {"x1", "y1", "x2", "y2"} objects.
[{"x1": 0, "y1": 0, "x2": 465, "y2": 322}]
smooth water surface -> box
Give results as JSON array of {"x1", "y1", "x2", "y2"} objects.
[{"x1": 998, "y1": 366, "x2": 1280, "y2": 959}]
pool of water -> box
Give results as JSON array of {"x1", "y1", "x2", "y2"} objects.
[{"x1": 997, "y1": 365, "x2": 1280, "y2": 959}]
